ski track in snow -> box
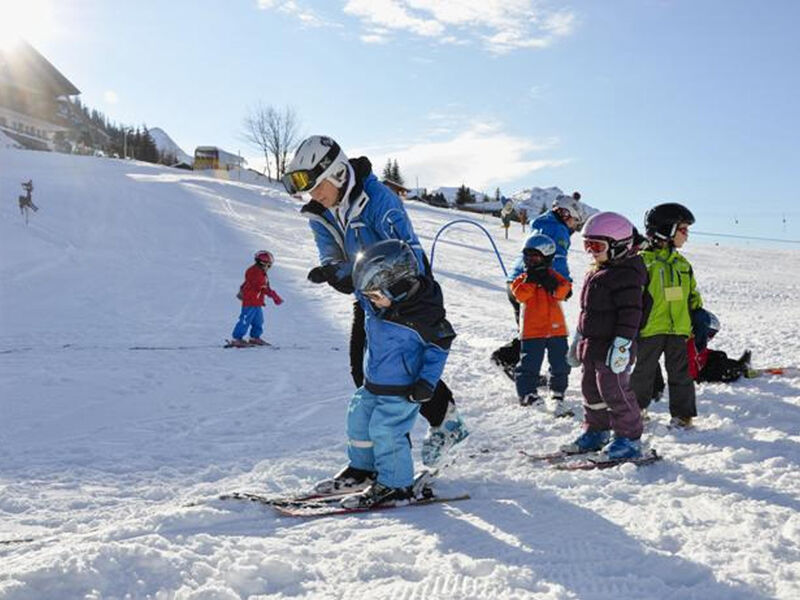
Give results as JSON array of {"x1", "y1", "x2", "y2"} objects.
[{"x1": 1, "y1": 150, "x2": 799, "y2": 599}]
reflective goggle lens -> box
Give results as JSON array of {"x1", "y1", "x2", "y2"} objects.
[
  {"x1": 584, "y1": 239, "x2": 608, "y2": 254},
  {"x1": 283, "y1": 170, "x2": 314, "y2": 194}
]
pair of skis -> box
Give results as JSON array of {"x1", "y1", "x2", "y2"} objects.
[
  {"x1": 219, "y1": 469, "x2": 469, "y2": 518},
  {"x1": 520, "y1": 448, "x2": 662, "y2": 470}
]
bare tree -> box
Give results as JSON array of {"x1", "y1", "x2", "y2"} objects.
[{"x1": 241, "y1": 103, "x2": 301, "y2": 181}]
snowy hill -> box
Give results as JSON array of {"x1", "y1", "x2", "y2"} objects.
[
  {"x1": 1, "y1": 148, "x2": 799, "y2": 599},
  {"x1": 149, "y1": 126, "x2": 193, "y2": 164},
  {"x1": 508, "y1": 186, "x2": 598, "y2": 220}
]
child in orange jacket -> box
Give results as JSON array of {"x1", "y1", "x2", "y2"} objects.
[
  {"x1": 229, "y1": 250, "x2": 283, "y2": 347},
  {"x1": 510, "y1": 234, "x2": 572, "y2": 407}
]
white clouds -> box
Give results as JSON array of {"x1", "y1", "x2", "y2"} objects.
[
  {"x1": 370, "y1": 121, "x2": 568, "y2": 190},
  {"x1": 258, "y1": 1, "x2": 577, "y2": 53},
  {"x1": 257, "y1": 0, "x2": 334, "y2": 28}
]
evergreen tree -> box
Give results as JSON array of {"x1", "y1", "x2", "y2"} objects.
[
  {"x1": 495, "y1": 187, "x2": 502, "y2": 203},
  {"x1": 455, "y1": 184, "x2": 476, "y2": 205},
  {"x1": 391, "y1": 159, "x2": 404, "y2": 185},
  {"x1": 382, "y1": 159, "x2": 394, "y2": 181}
]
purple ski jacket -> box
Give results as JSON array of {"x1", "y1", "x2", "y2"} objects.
[{"x1": 577, "y1": 254, "x2": 650, "y2": 361}]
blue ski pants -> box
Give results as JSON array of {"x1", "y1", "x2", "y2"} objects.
[
  {"x1": 515, "y1": 336, "x2": 570, "y2": 398},
  {"x1": 232, "y1": 306, "x2": 264, "y2": 340},
  {"x1": 346, "y1": 387, "x2": 420, "y2": 488}
]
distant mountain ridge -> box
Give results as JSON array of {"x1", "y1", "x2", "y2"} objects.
[{"x1": 149, "y1": 128, "x2": 192, "y2": 164}]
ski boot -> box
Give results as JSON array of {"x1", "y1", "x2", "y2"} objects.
[
  {"x1": 550, "y1": 391, "x2": 574, "y2": 418},
  {"x1": 339, "y1": 481, "x2": 413, "y2": 509},
  {"x1": 313, "y1": 465, "x2": 376, "y2": 495},
  {"x1": 248, "y1": 337, "x2": 269, "y2": 346},
  {"x1": 519, "y1": 392, "x2": 541, "y2": 407},
  {"x1": 601, "y1": 436, "x2": 642, "y2": 460},
  {"x1": 668, "y1": 416, "x2": 694, "y2": 429},
  {"x1": 421, "y1": 403, "x2": 469, "y2": 468},
  {"x1": 227, "y1": 338, "x2": 250, "y2": 348},
  {"x1": 560, "y1": 429, "x2": 610, "y2": 454},
  {"x1": 738, "y1": 350, "x2": 753, "y2": 377}
]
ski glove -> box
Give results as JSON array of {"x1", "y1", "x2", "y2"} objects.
[
  {"x1": 408, "y1": 380, "x2": 434, "y2": 403},
  {"x1": 267, "y1": 289, "x2": 283, "y2": 305},
  {"x1": 607, "y1": 336, "x2": 633, "y2": 374},
  {"x1": 567, "y1": 331, "x2": 582, "y2": 368},
  {"x1": 308, "y1": 264, "x2": 337, "y2": 284}
]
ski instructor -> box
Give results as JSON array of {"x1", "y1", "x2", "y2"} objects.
[{"x1": 281, "y1": 135, "x2": 469, "y2": 474}]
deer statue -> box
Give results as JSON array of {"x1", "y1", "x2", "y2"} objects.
[{"x1": 18, "y1": 180, "x2": 38, "y2": 224}]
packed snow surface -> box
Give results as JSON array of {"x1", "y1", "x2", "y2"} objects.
[{"x1": 1, "y1": 149, "x2": 799, "y2": 599}]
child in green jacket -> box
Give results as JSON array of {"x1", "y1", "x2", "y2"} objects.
[{"x1": 630, "y1": 203, "x2": 703, "y2": 428}]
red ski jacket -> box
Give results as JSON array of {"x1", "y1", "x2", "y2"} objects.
[{"x1": 240, "y1": 264, "x2": 272, "y2": 307}]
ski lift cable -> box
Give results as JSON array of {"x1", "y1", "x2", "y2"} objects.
[
  {"x1": 690, "y1": 230, "x2": 800, "y2": 244},
  {"x1": 430, "y1": 219, "x2": 508, "y2": 278}
]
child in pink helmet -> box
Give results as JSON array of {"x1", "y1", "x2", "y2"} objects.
[{"x1": 563, "y1": 212, "x2": 649, "y2": 460}]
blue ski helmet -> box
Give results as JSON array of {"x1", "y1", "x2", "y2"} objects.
[
  {"x1": 522, "y1": 233, "x2": 556, "y2": 268},
  {"x1": 352, "y1": 240, "x2": 420, "y2": 301}
]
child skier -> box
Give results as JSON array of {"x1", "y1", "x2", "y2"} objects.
[
  {"x1": 229, "y1": 250, "x2": 283, "y2": 347},
  {"x1": 326, "y1": 239, "x2": 456, "y2": 509},
  {"x1": 509, "y1": 233, "x2": 572, "y2": 409},
  {"x1": 630, "y1": 203, "x2": 703, "y2": 428},
  {"x1": 563, "y1": 212, "x2": 648, "y2": 460}
]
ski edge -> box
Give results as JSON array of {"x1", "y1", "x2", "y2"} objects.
[
  {"x1": 272, "y1": 493, "x2": 471, "y2": 518},
  {"x1": 553, "y1": 449, "x2": 662, "y2": 471}
]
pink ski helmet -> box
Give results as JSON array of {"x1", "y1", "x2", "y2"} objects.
[
  {"x1": 582, "y1": 212, "x2": 635, "y2": 261},
  {"x1": 254, "y1": 250, "x2": 274, "y2": 266}
]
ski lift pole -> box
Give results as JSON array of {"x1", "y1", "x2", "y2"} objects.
[{"x1": 429, "y1": 219, "x2": 508, "y2": 279}]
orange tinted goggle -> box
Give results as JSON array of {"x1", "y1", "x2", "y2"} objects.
[{"x1": 584, "y1": 239, "x2": 609, "y2": 254}]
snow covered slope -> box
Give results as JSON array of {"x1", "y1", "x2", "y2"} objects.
[{"x1": 1, "y1": 149, "x2": 799, "y2": 599}]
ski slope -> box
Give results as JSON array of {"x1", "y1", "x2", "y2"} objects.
[{"x1": 1, "y1": 149, "x2": 799, "y2": 599}]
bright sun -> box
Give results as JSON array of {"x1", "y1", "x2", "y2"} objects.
[{"x1": 0, "y1": 0, "x2": 57, "y2": 50}]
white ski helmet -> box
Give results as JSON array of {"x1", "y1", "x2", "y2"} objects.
[
  {"x1": 552, "y1": 193, "x2": 586, "y2": 229},
  {"x1": 283, "y1": 135, "x2": 349, "y2": 195}
]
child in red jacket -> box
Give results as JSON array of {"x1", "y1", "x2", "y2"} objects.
[{"x1": 229, "y1": 250, "x2": 283, "y2": 347}]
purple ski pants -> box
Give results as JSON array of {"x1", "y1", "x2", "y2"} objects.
[{"x1": 581, "y1": 356, "x2": 643, "y2": 439}]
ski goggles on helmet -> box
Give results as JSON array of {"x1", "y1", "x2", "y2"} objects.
[
  {"x1": 281, "y1": 142, "x2": 341, "y2": 195},
  {"x1": 583, "y1": 238, "x2": 609, "y2": 254}
]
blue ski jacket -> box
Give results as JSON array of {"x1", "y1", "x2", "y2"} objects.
[
  {"x1": 507, "y1": 210, "x2": 573, "y2": 283},
  {"x1": 301, "y1": 157, "x2": 454, "y2": 395},
  {"x1": 362, "y1": 276, "x2": 455, "y2": 396},
  {"x1": 301, "y1": 157, "x2": 427, "y2": 287}
]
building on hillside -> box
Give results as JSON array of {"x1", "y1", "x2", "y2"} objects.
[
  {"x1": 193, "y1": 146, "x2": 245, "y2": 171},
  {"x1": 382, "y1": 179, "x2": 409, "y2": 199},
  {"x1": 0, "y1": 39, "x2": 80, "y2": 151}
]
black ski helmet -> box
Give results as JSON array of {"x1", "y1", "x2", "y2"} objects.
[
  {"x1": 644, "y1": 203, "x2": 695, "y2": 241},
  {"x1": 352, "y1": 239, "x2": 420, "y2": 301}
]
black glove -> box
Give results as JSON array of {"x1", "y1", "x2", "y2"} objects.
[
  {"x1": 540, "y1": 273, "x2": 559, "y2": 295},
  {"x1": 307, "y1": 264, "x2": 338, "y2": 284},
  {"x1": 525, "y1": 267, "x2": 544, "y2": 284},
  {"x1": 408, "y1": 380, "x2": 434, "y2": 403},
  {"x1": 330, "y1": 276, "x2": 354, "y2": 295}
]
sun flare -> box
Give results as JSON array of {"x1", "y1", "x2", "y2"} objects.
[{"x1": 0, "y1": 0, "x2": 58, "y2": 49}]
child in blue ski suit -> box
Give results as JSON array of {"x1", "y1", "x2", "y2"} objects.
[
  {"x1": 339, "y1": 239, "x2": 455, "y2": 508},
  {"x1": 283, "y1": 135, "x2": 467, "y2": 472}
]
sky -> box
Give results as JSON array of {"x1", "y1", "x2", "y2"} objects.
[{"x1": 3, "y1": 0, "x2": 799, "y2": 243}]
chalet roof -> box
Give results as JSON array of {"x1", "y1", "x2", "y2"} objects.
[
  {"x1": 382, "y1": 179, "x2": 410, "y2": 193},
  {"x1": 0, "y1": 39, "x2": 80, "y2": 97}
]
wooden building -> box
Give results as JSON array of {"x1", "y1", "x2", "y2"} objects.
[{"x1": 0, "y1": 40, "x2": 80, "y2": 151}]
